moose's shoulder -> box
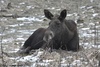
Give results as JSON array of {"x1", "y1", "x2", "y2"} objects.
[
  {"x1": 64, "y1": 19, "x2": 77, "y2": 31},
  {"x1": 65, "y1": 20, "x2": 76, "y2": 25}
]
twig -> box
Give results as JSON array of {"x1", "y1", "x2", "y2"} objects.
[
  {"x1": 99, "y1": 61, "x2": 100, "y2": 67},
  {"x1": 0, "y1": 27, "x2": 6, "y2": 67},
  {"x1": 82, "y1": 52, "x2": 94, "y2": 67},
  {"x1": 94, "y1": 23, "x2": 97, "y2": 45},
  {"x1": 0, "y1": 14, "x2": 29, "y2": 18}
]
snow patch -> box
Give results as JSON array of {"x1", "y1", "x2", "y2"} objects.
[
  {"x1": 16, "y1": 51, "x2": 43, "y2": 62},
  {"x1": 92, "y1": 13, "x2": 98, "y2": 17},
  {"x1": 17, "y1": 17, "x2": 42, "y2": 22}
]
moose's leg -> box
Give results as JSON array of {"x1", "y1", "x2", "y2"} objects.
[
  {"x1": 23, "y1": 28, "x2": 45, "y2": 48},
  {"x1": 18, "y1": 28, "x2": 46, "y2": 54},
  {"x1": 30, "y1": 28, "x2": 46, "y2": 49},
  {"x1": 67, "y1": 32, "x2": 79, "y2": 51},
  {"x1": 18, "y1": 46, "x2": 32, "y2": 54},
  {"x1": 18, "y1": 40, "x2": 44, "y2": 54},
  {"x1": 17, "y1": 34, "x2": 35, "y2": 54}
]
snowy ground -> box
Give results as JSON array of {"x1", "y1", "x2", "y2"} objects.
[{"x1": 0, "y1": 0, "x2": 100, "y2": 67}]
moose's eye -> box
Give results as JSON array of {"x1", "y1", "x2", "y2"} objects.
[{"x1": 49, "y1": 22, "x2": 51, "y2": 25}]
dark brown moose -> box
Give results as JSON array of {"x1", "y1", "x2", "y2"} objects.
[{"x1": 18, "y1": 9, "x2": 79, "y2": 54}]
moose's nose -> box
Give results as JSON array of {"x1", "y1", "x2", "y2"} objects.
[{"x1": 43, "y1": 30, "x2": 54, "y2": 42}]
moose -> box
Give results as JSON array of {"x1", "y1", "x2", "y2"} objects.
[{"x1": 18, "y1": 9, "x2": 79, "y2": 54}]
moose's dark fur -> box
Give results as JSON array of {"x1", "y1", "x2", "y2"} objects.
[
  {"x1": 18, "y1": 9, "x2": 79, "y2": 54},
  {"x1": 18, "y1": 28, "x2": 46, "y2": 54},
  {"x1": 43, "y1": 9, "x2": 79, "y2": 51}
]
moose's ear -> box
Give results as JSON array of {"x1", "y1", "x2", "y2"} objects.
[
  {"x1": 59, "y1": 9, "x2": 67, "y2": 21},
  {"x1": 44, "y1": 9, "x2": 53, "y2": 20}
]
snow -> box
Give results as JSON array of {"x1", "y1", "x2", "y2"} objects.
[
  {"x1": 17, "y1": 17, "x2": 43, "y2": 22},
  {"x1": 19, "y1": 2, "x2": 25, "y2": 5},
  {"x1": 87, "y1": 6, "x2": 93, "y2": 9},
  {"x1": 16, "y1": 55, "x2": 39, "y2": 62},
  {"x1": 8, "y1": 24, "x2": 19, "y2": 27},
  {"x1": 72, "y1": 60, "x2": 82, "y2": 66},
  {"x1": 27, "y1": 6, "x2": 32, "y2": 9},
  {"x1": 90, "y1": 0, "x2": 94, "y2": 2},
  {"x1": 16, "y1": 51, "x2": 43, "y2": 62},
  {"x1": 81, "y1": 28, "x2": 90, "y2": 30},
  {"x1": 61, "y1": 64, "x2": 68, "y2": 67},
  {"x1": 92, "y1": 13, "x2": 98, "y2": 17},
  {"x1": 17, "y1": 30, "x2": 35, "y2": 34},
  {"x1": 80, "y1": 6, "x2": 86, "y2": 9},
  {"x1": 61, "y1": 58, "x2": 66, "y2": 63},
  {"x1": 43, "y1": 59, "x2": 54, "y2": 63},
  {"x1": 2, "y1": 38, "x2": 14, "y2": 43},
  {"x1": 67, "y1": 14, "x2": 73, "y2": 17},
  {"x1": 36, "y1": 63, "x2": 49, "y2": 66},
  {"x1": 16, "y1": 38, "x2": 24, "y2": 40},
  {"x1": 1, "y1": 0, "x2": 4, "y2": 3}
]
